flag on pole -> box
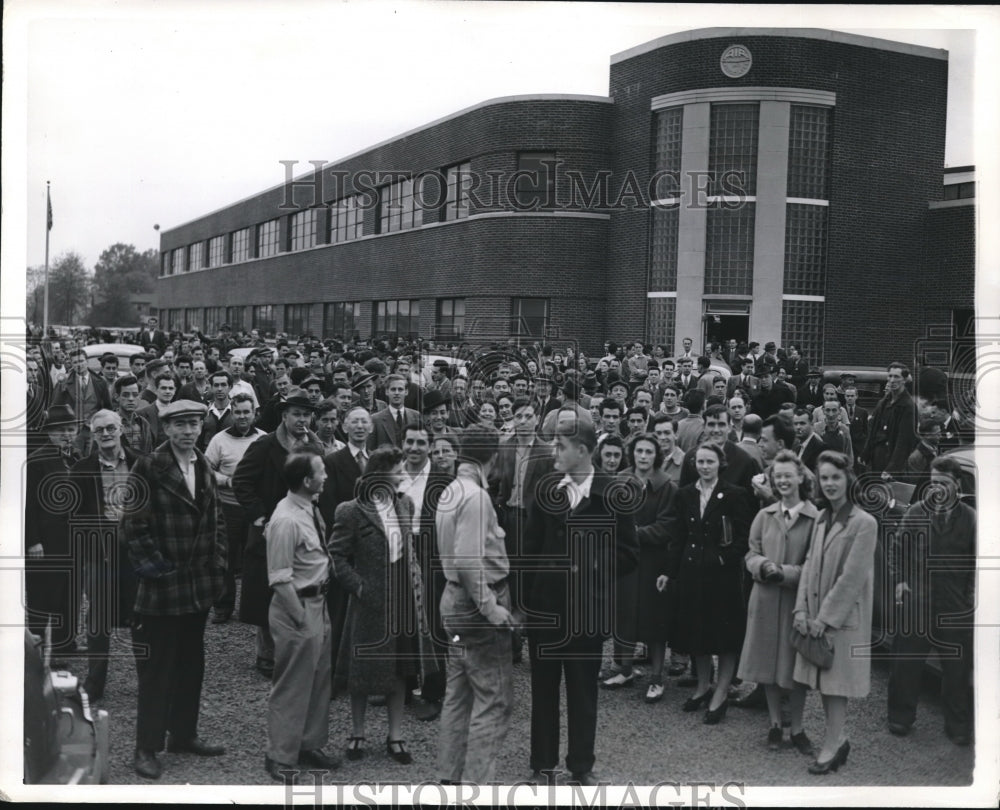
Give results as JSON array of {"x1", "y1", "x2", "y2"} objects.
[{"x1": 47, "y1": 189, "x2": 53, "y2": 231}]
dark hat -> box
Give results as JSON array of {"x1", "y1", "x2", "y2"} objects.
[
  {"x1": 582, "y1": 370, "x2": 598, "y2": 390},
  {"x1": 421, "y1": 389, "x2": 451, "y2": 413},
  {"x1": 350, "y1": 371, "x2": 376, "y2": 390},
  {"x1": 43, "y1": 405, "x2": 78, "y2": 430},
  {"x1": 534, "y1": 372, "x2": 553, "y2": 385},
  {"x1": 807, "y1": 366, "x2": 822, "y2": 378},
  {"x1": 839, "y1": 372, "x2": 857, "y2": 382},
  {"x1": 764, "y1": 341, "x2": 776, "y2": 352},
  {"x1": 608, "y1": 378, "x2": 629, "y2": 393},
  {"x1": 277, "y1": 389, "x2": 316, "y2": 412},
  {"x1": 160, "y1": 399, "x2": 208, "y2": 422}
]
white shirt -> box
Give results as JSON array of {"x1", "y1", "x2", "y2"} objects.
[
  {"x1": 397, "y1": 459, "x2": 431, "y2": 534},
  {"x1": 172, "y1": 449, "x2": 198, "y2": 498},
  {"x1": 695, "y1": 478, "x2": 717, "y2": 517},
  {"x1": 557, "y1": 469, "x2": 594, "y2": 511},
  {"x1": 373, "y1": 495, "x2": 406, "y2": 564},
  {"x1": 780, "y1": 500, "x2": 805, "y2": 525}
]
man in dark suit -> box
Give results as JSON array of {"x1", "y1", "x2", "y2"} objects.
[
  {"x1": 727, "y1": 357, "x2": 760, "y2": 400},
  {"x1": 139, "y1": 316, "x2": 168, "y2": 354},
  {"x1": 861, "y1": 362, "x2": 918, "y2": 476},
  {"x1": 678, "y1": 403, "x2": 762, "y2": 494},
  {"x1": 796, "y1": 367, "x2": 825, "y2": 410},
  {"x1": 673, "y1": 357, "x2": 698, "y2": 392},
  {"x1": 232, "y1": 390, "x2": 323, "y2": 678},
  {"x1": 50, "y1": 348, "x2": 113, "y2": 457},
  {"x1": 781, "y1": 344, "x2": 810, "y2": 388},
  {"x1": 136, "y1": 371, "x2": 178, "y2": 448},
  {"x1": 843, "y1": 385, "x2": 870, "y2": 468},
  {"x1": 792, "y1": 408, "x2": 826, "y2": 474},
  {"x1": 25, "y1": 406, "x2": 82, "y2": 659},
  {"x1": 70, "y1": 409, "x2": 140, "y2": 700},
  {"x1": 522, "y1": 418, "x2": 639, "y2": 785},
  {"x1": 368, "y1": 373, "x2": 420, "y2": 449},
  {"x1": 122, "y1": 400, "x2": 228, "y2": 779}
]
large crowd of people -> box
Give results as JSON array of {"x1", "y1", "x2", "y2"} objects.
[{"x1": 23, "y1": 318, "x2": 976, "y2": 784}]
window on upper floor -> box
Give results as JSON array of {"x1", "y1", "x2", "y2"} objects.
[{"x1": 379, "y1": 177, "x2": 423, "y2": 233}]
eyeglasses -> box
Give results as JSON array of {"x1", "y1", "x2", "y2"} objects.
[{"x1": 93, "y1": 425, "x2": 119, "y2": 434}]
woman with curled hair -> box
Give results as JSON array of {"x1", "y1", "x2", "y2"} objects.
[
  {"x1": 603, "y1": 434, "x2": 677, "y2": 702},
  {"x1": 593, "y1": 434, "x2": 625, "y2": 473},
  {"x1": 475, "y1": 400, "x2": 498, "y2": 429},
  {"x1": 658, "y1": 441, "x2": 753, "y2": 723},
  {"x1": 738, "y1": 450, "x2": 819, "y2": 754},
  {"x1": 329, "y1": 445, "x2": 437, "y2": 765},
  {"x1": 792, "y1": 450, "x2": 877, "y2": 774}
]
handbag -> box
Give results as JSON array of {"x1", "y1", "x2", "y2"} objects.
[{"x1": 789, "y1": 626, "x2": 834, "y2": 669}]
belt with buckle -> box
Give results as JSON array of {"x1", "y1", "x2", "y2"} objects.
[{"x1": 297, "y1": 581, "x2": 329, "y2": 598}]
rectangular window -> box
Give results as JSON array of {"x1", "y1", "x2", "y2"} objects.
[
  {"x1": 647, "y1": 297, "x2": 676, "y2": 348},
  {"x1": 203, "y1": 307, "x2": 225, "y2": 335},
  {"x1": 257, "y1": 219, "x2": 281, "y2": 258},
  {"x1": 231, "y1": 227, "x2": 251, "y2": 263},
  {"x1": 379, "y1": 177, "x2": 424, "y2": 233},
  {"x1": 781, "y1": 299, "x2": 824, "y2": 365},
  {"x1": 435, "y1": 298, "x2": 465, "y2": 340},
  {"x1": 171, "y1": 247, "x2": 185, "y2": 275},
  {"x1": 783, "y1": 204, "x2": 828, "y2": 297},
  {"x1": 649, "y1": 206, "x2": 679, "y2": 290},
  {"x1": 515, "y1": 152, "x2": 556, "y2": 209},
  {"x1": 208, "y1": 235, "x2": 226, "y2": 268},
  {"x1": 188, "y1": 242, "x2": 204, "y2": 272},
  {"x1": 290, "y1": 209, "x2": 319, "y2": 251},
  {"x1": 704, "y1": 202, "x2": 755, "y2": 295},
  {"x1": 373, "y1": 299, "x2": 420, "y2": 337},
  {"x1": 444, "y1": 162, "x2": 472, "y2": 221},
  {"x1": 653, "y1": 108, "x2": 683, "y2": 196},
  {"x1": 331, "y1": 196, "x2": 364, "y2": 243},
  {"x1": 161, "y1": 252, "x2": 170, "y2": 276},
  {"x1": 252, "y1": 304, "x2": 276, "y2": 334},
  {"x1": 787, "y1": 105, "x2": 831, "y2": 200},
  {"x1": 225, "y1": 306, "x2": 245, "y2": 331},
  {"x1": 167, "y1": 309, "x2": 182, "y2": 332},
  {"x1": 709, "y1": 103, "x2": 759, "y2": 196},
  {"x1": 284, "y1": 303, "x2": 310, "y2": 336},
  {"x1": 511, "y1": 297, "x2": 549, "y2": 338},
  {"x1": 943, "y1": 181, "x2": 975, "y2": 201},
  {"x1": 323, "y1": 302, "x2": 361, "y2": 339},
  {"x1": 184, "y1": 308, "x2": 201, "y2": 333}
]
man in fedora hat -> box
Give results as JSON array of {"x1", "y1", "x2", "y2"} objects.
[
  {"x1": 232, "y1": 390, "x2": 324, "y2": 680},
  {"x1": 25, "y1": 405, "x2": 82, "y2": 659},
  {"x1": 122, "y1": 400, "x2": 228, "y2": 779},
  {"x1": 351, "y1": 370, "x2": 387, "y2": 414}
]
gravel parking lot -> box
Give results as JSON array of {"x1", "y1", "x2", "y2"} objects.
[{"x1": 53, "y1": 609, "x2": 974, "y2": 790}]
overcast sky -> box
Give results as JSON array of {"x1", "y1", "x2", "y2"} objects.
[{"x1": 5, "y1": 2, "x2": 998, "y2": 273}]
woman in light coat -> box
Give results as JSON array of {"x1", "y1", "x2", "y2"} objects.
[
  {"x1": 792, "y1": 450, "x2": 878, "y2": 775},
  {"x1": 739, "y1": 450, "x2": 819, "y2": 754}
]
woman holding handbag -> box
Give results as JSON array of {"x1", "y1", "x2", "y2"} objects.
[
  {"x1": 738, "y1": 450, "x2": 818, "y2": 754},
  {"x1": 792, "y1": 450, "x2": 877, "y2": 774},
  {"x1": 658, "y1": 442, "x2": 754, "y2": 724}
]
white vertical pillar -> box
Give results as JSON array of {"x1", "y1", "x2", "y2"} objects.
[{"x1": 674, "y1": 102, "x2": 710, "y2": 355}]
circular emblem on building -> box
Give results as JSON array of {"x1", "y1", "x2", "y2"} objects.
[{"x1": 720, "y1": 44, "x2": 752, "y2": 78}]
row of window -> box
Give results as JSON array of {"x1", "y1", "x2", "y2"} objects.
[
  {"x1": 158, "y1": 298, "x2": 549, "y2": 341},
  {"x1": 162, "y1": 154, "x2": 559, "y2": 276}
]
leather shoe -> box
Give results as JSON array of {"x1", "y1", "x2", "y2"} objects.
[
  {"x1": 134, "y1": 748, "x2": 162, "y2": 779},
  {"x1": 255, "y1": 656, "x2": 275, "y2": 678},
  {"x1": 265, "y1": 755, "x2": 297, "y2": 782},
  {"x1": 299, "y1": 748, "x2": 340, "y2": 769},
  {"x1": 528, "y1": 769, "x2": 559, "y2": 786},
  {"x1": 411, "y1": 696, "x2": 442, "y2": 721},
  {"x1": 703, "y1": 698, "x2": 729, "y2": 725},
  {"x1": 369, "y1": 694, "x2": 387, "y2": 707},
  {"x1": 167, "y1": 736, "x2": 226, "y2": 756},
  {"x1": 790, "y1": 731, "x2": 815, "y2": 756},
  {"x1": 569, "y1": 771, "x2": 602, "y2": 787},
  {"x1": 733, "y1": 684, "x2": 767, "y2": 709},
  {"x1": 386, "y1": 738, "x2": 412, "y2": 765},
  {"x1": 945, "y1": 727, "x2": 971, "y2": 746},
  {"x1": 212, "y1": 608, "x2": 233, "y2": 624},
  {"x1": 767, "y1": 726, "x2": 783, "y2": 750}
]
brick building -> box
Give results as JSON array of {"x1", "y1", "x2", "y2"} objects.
[{"x1": 156, "y1": 28, "x2": 973, "y2": 364}]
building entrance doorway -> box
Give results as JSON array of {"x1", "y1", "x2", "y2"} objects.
[{"x1": 702, "y1": 302, "x2": 750, "y2": 353}]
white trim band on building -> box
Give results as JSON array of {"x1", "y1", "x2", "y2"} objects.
[
  {"x1": 647, "y1": 291, "x2": 678, "y2": 298},
  {"x1": 928, "y1": 199, "x2": 974, "y2": 210},
  {"x1": 651, "y1": 87, "x2": 836, "y2": 111},
  {"x1": 613, "y1": 28, "x2": 948, "y2": 64},
  {"x1": 650, "y1": 198, "x2": 681, "y2": 208},
  {"x1": 786, "y1": 198, "x2": 829, "y2": 207},
  {"x1": 782, "y1": 294, "x2": 825, "y2": 302}
]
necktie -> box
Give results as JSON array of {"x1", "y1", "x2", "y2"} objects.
[
  {"x1": 783, "y1": 509, "x2": 792, "y2": 525},
  {"x1": 395, "y1": 409, "x2": 403, "y2": 441},
  {"x1": 849, "y1": 407, "x2": 854, "y2": 420},
  {"x1": 356, "y1": 451, "x2": 367, "y2": 472}
]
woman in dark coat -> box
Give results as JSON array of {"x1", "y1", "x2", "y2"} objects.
[
  {"x1": 606, "y1": 434, "x2": 676, "y2": 703},
  {"x1": 328, "y1": 446, "x2": 437, "y2": 765},
  {"x1": 658, "y1": 441, "x2": 753, "y2": 724}
]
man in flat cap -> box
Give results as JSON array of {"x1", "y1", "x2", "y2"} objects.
[{"x1": 122, "y1": 400, "x2": 228, "y2": 779}]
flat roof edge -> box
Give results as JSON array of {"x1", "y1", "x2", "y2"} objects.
[
  {"x1": 160, "y1": 94, "x2": 613, "y2": 236},
  {"x1": 610, "y1": 28, "x2": 949, "y2": 65}
]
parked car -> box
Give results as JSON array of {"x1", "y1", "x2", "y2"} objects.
[
  {"x1": 23, "y1": 631, "x2": 109, "y2": 784},
  {"x1": 83, "y1": 343, "x2": 147, "y2": 378}
]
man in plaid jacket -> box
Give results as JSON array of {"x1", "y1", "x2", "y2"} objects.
[{"x1": 122, "y1": 400, "x2": 228, "y2": 779}]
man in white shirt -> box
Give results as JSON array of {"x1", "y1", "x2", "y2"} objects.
[{"x1": 226, "y1": 355, "x2": 260, "y2": 410}]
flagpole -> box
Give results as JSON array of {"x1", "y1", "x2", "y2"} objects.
[{"x1": 43, "y1": 181, "x2": 51, "y2": 334}]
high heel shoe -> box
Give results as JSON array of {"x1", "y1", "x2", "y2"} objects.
[
  {"x1": 836, "y1": 739, "x2": 850, "y2": 766},
  {"x1": 807, "y1": 740, "x2": 848, "y2": 776},
  {"x1": 345, "y1": 736, "x2": 366, "y2": 761},
  {"x1": 682, "y1": 690, "x2": 712, "y2": 712},
  {"x1": 386, "y1": 738, "x2": 413, "y2": 765},
  {"x1": 703, "y1": 698, "x2": 728, "y2": 725}
]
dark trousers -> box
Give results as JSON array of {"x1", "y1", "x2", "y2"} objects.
[
  {"x1": 888, "y1": 625, "x2": 973, "y2": 736},
  {"x1": 132, "y1": 611, "x2": 209, "y2": 751},
  {"x1": 214, "y1": 501, "x2": 247, "y2": 612},
  {"x1": 528, "y1": 635, "x2": 603, "y2": 775},
  {"x1": 26, "y1": 556, "x2": 82, "y2": 656},
  {"x1": 83, "y1": 555, "x2": 112, "y2": 695},
  {"x1": 499, "y1": 507, "x2": 526, "y2": 614}
]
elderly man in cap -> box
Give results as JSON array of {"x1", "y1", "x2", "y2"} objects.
[
  {"x1": 233, "y1": 389, "x2": 324, "y2": 678},
  {"x1": 122, "y1": 400, "x2": 228, "y2": 779},
  {"x1": 25, "y1": 405, "x2": 82, "y2": 659}
]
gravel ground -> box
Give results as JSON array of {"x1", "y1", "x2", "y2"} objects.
[{"x1": 55, "y1": 605, "x2": 974, "y2": 790}]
